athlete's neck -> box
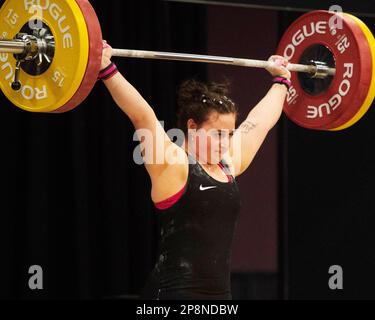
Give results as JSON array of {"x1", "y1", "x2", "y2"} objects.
[{"x1": 184, "y1": 140, "x2": 220, "y2": 168}]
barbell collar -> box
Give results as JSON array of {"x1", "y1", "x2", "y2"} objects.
[
  {"x1": 310, "y1": 60, "x2": 332, "y2": 79},
  {"x1": 0, "y1": 40, "x2": 26, "y2": 54}
]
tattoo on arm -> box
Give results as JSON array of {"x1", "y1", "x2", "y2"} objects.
[{"x1": 240, "y1": 120, "x2": 258, "y2": 134}]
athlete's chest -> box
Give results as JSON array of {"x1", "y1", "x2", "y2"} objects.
[{"x1": 186, "y1": 164, "x2": 240, "y2": 208}]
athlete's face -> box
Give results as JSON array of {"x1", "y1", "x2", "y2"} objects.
[{"x1": 187, "y1": 112, "x2": 236, "y2": 165}]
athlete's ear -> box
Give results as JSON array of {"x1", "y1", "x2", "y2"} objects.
[{"x1": 187, "y1": 119, "x2": 198, "y2": 130}]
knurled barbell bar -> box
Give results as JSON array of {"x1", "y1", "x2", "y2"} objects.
[{"x1": 0, "y1": 40, "x2": 336, "y2": 78}]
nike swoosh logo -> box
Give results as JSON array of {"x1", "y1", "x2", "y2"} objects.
[{"x1": 199, "y1": 185, "x2": 218, "y2": 191}]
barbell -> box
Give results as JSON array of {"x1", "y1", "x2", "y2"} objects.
[{"x1": 0, "y1": 0, "x2": 374, "y2": 131}]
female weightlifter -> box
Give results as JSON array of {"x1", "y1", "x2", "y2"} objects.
[{"x1": 99, "y1": 40, "x2": 290, "y2": 300}]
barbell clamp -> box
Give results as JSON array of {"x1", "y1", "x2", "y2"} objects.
[{"x1": 310, "y1": 60, "x2": 332, "y2": 79}]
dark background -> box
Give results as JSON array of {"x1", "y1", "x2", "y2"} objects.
[
  {"x1": 0, "y1": 0, "x2": 374, "y2": 300},
  {"x1": 168, "y1": 0, "x2": 375, "y2": 17}
]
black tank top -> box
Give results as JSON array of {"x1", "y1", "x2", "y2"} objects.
[{"x1": 140, "y1": 153, "x2": 241, "y2": 300}]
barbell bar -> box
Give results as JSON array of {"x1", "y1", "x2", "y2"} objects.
[
  {"x1": 0, "y1": 40, "x2": 336, "y2": 77},
  {"x1": 111, "y1": 49, "x2": 336, "y2": 77}
]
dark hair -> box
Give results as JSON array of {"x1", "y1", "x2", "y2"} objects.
[{"x1": 176, "y1": 79, "x2": 238, "y2": 134}]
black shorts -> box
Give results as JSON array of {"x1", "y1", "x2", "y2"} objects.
[{"x1": 139, "y1": 270, "x2": 232, "y2": 300}]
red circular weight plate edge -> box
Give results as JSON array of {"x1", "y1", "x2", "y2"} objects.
[
  {"x1": 276, "y1": 11, "x2": 373, "y2": 131},
  {"x1": 52, "y1": 0, "x2": 102, "y2": 113}
]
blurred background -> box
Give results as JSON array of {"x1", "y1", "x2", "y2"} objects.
[{"x1": 0, "y1": 0, "x2": 374, "y2": 300}]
